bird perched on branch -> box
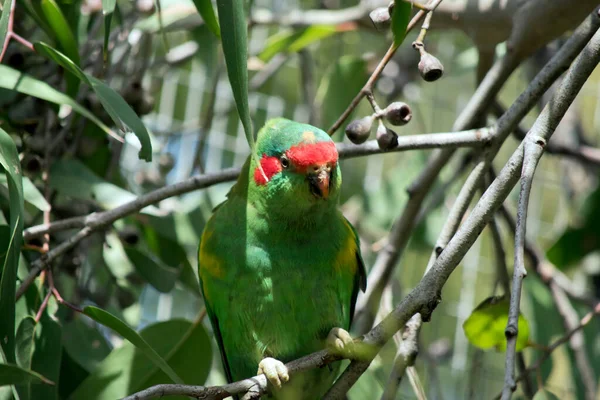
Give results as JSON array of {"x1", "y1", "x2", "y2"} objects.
[{"x1": 198, "y1": 118, "x2": 366, "y2": 399}]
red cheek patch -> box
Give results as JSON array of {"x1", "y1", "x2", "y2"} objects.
[
  {"x1": 254, "y1": 155, "x2": 282, "y2": 185},
  {"x1": 286, "y1": 141, "x2": 338, "y2": 172}
]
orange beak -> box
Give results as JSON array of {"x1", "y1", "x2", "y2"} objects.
[{"x1": 308, "y1": 165, "x2": 331, "y2": 199}]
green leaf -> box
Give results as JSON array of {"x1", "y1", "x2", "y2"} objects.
[
  {"x1": 532, "y1": 389, "x2": 560, "y2": 400},
  {"x1": 0, "y1": 65, "x2": 117, "y2": 141},
  {"x1": 0, "y1": 127, "x2": 23, "y2": 365},
  {"x1": 39, "y1": 0, "x2": 81, "y2": 97},
  {"x1": 191, "y1": 0, "x2": 220, "y2": 38},
  {"x1": 391, "y1": 0, "x2": 411, "y2": 47},
  {"x1": 123, "y1": 246, "x2": 179, "y2": 293},
  {"x1": 71, "y1": 318, "x2": 211, "y2": 399},
  {"x1": 0, "y1": 175, "x2": 50, "y2": 212},
  {"x1": 216, "y1": 0, "x2": 254, "y2": 149},
  {"x1": 33, "y1": 42, "x2": 153, "y2": 161},
  {"x1": 15, "y1": 317, "x2": 36, "y2": 370},
  {"x1": 0, "y1": 364, "x2": 54, "y2": 386},
  {"x1": 462, "y1": 296, "x2": 530, "y2": 352},
  {"x1": 547, "y1": 184, "x2": 600, "y2": 269},
  {"x1": 0, "y1": 0, "x2": 13, "y2": 54},
  {"x1": 14, "y1": 317, "x2": 36, "y2": 400},
  {"x1": 315, "y1": 56, "x2": 368, "y2": 130},
  {"x1": 101, "y1": 0, "x2": 117, "y2": 65},
  {"x1": 30, "y1": 312, "x2": 61, "y2": 400},
  {"x1": 82, "y1": 306, "x2": 184, "y2": 385},
  {"x1": 259, "y1": 25, "x2": 338, "y2": 63},
  {"x1": 62, "y1": 317, "x2": 111, "y2": 373},
  {"x1": 49, "y1": 159, "x2": 159, "y2": 214}
]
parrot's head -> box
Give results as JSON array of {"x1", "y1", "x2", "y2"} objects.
[{"x1": 248, "y1": 118, "x2": 341, "y2": 218}]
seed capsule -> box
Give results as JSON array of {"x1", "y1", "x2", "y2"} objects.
[
  {"x1": 376, "y1": 122, "x2": 398, "y2": 150},
  {"x1": 418, "y1": 51, "x2": 444, "y2": 82},
  {"x1": 384, "y1": 102, "x2": 412, "y2": 126},
  {"x1": 345, "y1": 116, "x2": 374, "y2": 144},
  {"x1": 369, "y1": 7, "x2": 391, "y2": 31}
]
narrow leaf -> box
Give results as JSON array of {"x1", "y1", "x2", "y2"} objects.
[
  {"x1": 259, "y1": 25, "x2": 338, "y2": 62},
  {"x1": 83, "y1": 306, "x2": 184, "y2": 384},
  {"x1": 0, "y1": 364, "x2": 54, "y2": 386},
  {"x1": 0, "y1": 0, "x2": 14, "y2": 53},
  {"x1": 33, "y1": 42, "x2": 153, "y2": 161},
  {"x1": 216, "y1": 0, "x2": 254, "y2": 149},
  {"x1": 191, "y1": 0, "x2": 220, "y2": 38},
  {"x1": 0, "y1": 126, "x2": 23, "y2": 365},
  {"x1": 123, "y1": 246, "x2": 179, "y2": 293},
  {"x1": 0, "y1": 65, "x2": 117, "y2": 141},
  {"x1": 101, "y1": 0, "x2": 117, "y2": 65},
  {"x1": 39, "y1": 0, "x2": 80, "y2": 96},
  {"x1": 391, "y1": 0, "x2": 411, "y2": 47}
]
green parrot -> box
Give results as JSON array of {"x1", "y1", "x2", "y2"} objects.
[{"x1": 198, "y1": 118, "x2": 367, "y2": 399}]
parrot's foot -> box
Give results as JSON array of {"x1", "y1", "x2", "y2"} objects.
[
  {"x1": 257, "y1": 357, "x2": 289, "y2": 389},
  {"x1": 327, "y1": 327, "x2": 355, "y2": 358}
]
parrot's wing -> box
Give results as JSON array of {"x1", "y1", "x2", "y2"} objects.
[
  {"x1": 198, "y1": 214, "x2": 235, "y2": 384},
  {"x1": 343, "y1": 217, "x2": 367, "y2": 325},
  {"x1": 201, "y1": 284, "x2": 234, "y2": 383}
]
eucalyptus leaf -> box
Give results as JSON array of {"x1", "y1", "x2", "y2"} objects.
[
  {"x1": 462, "y1": 296, "x2": 530, "y2": 352},
  {"x1": 216, "y1": 0, "x2": 254, "y2": 149},
  {"x1": 70, "y1": 318, "x2": 211, "y2": 399},
  {"x1": 0, "y1": 0, "x2": 13, "y2": 54},
  {"x1": 39, "y1": 0, "x2": 81, "y2": 96},
  {"x1": 191, "y1": 0, "x2": 220, "y2": 38},
  {"x1": 82, "y1": 306, "x2": 184, "y2": 385},
  {"x1": 0, "y1": 65, "x2": 117, "y2": 141},
  {"x1": 391, "y1": 0, "x2": 411, "y2": 48},
  {"x1": 259, "y1": 25, "x2": 338, "y2": 62},
  {"x1": 0, "y1": 364, "x2": 54, "y2": 386},
  {"x1": 101, "y1": 0, "x2": 117, "y2": 64},
  {"x1": 0, "y1": 127, "x2": 23, "y2": 365},
  {"x1": 123, "y1": 246, "x2": 179, "y2": 293},
  {"x1": 33, "y1": 42, "x2": 153, "y2": 161}
]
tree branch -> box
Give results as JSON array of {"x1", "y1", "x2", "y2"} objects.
[
  {"x1": 327, "y1": 24, "x2": 600, "y2": 399},
  {"x1": 502, "y1": 135, "x2": 545, "y2": 400}
]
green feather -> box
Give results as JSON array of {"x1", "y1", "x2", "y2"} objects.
[{"x1": 198, "y1": 119, "x2": 366, "y2": 399}]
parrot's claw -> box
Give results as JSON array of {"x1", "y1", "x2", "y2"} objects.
[
  {"x1": 327, "y1": 327, "x2": 355, "y2": 358},
  {"x1": 257, "y1": 357, "x2": 289, "y2": 389}
]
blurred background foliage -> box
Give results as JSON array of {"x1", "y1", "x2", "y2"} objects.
[{"x1": 1, "y1": 0, "x2": 600, "y2": 399}]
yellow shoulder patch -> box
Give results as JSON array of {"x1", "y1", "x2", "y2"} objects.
[
  {"x1": 199, "y1": 230, "x2": 225, "y2": 279},
  {"x1": 334, "y1": 220, "x2": 358, "y2": 274}
]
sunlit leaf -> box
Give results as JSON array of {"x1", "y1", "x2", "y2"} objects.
[
  {"x1": 33, "y1": 42, "x2": 153, "y2": 161},
  {"x1": 0, "y1": 65, "x2": 117, "y2": 142},
  {"x1": 71, "y1": 318, "x2": 211, "y2": 399},
  {"x1": 0, "y1": 364, "x2": 54, "y2": 386},
  {"x1": 191, "y1": 0, "x2": 220, "y2": 38},
  {"x1": 40, "y1": 0, "x2": 81, "y2": 97},
  {"x1": 391, "y1": 0, "x2": 411, "y2": 48},
  {"x1": 259, "y1": 25, "x2": 338, "y2": 62},
  {"x1": 0, "y1": 127, "x2": 23, "y2": 365},
  {"x1": 462, "y1": 296, "x2": 530, "y2": 352},
  {"x1": 216, "y1": 0, "x2": 254, "y2": 149},
  {"x1": 82, "y1": 306, "x2": 184, "y2": 385}
]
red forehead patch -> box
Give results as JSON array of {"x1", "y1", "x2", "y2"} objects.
[
  {"x1": 254, "y1": 155, "x2": 281, "y2": 185},
  {"x1": 286, "y1": 141, "x2": 338, "y2": 170}
]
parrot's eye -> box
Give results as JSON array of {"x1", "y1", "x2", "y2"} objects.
[{"x1": 280, "y1": 155, "x2": 290, "y2": 169}]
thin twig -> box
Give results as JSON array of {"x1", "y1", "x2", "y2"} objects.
[
  {"x1": 501, "y1": 136, "x2": 546, "y2": 400},
  {"x1": 0, "y1": 0, "x2": 34, "y2": 62},
  {"x1": 327, "y1": 25, "x2": 600, "y2": 400},
  {"x1": 327, "y1": 0, "x2": 445, "y2": 135}
]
